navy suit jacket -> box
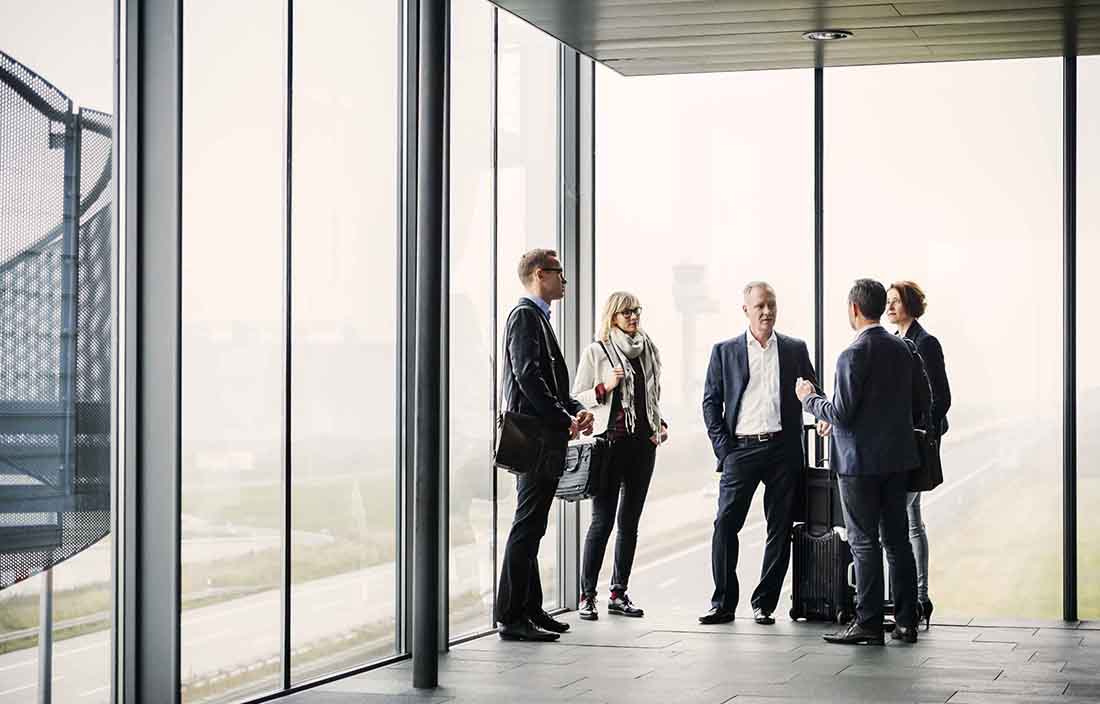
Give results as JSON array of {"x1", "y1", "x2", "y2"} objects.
[
  {"x1": 802, "y1": 325, "x2": 919, "y2": 476},
  {"x1": 903, "y1": 320, "x2": 951, "y2": 437},
  {"x1": 702, "y1": 332, "x2": 817, "y2": 470}
]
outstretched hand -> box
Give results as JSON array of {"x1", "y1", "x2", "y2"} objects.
[{"x1": 795, "y1": 377, "x2": 816, "y2": 402}]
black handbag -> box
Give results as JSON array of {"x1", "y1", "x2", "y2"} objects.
[
  {"x1": 555, "y1": 438, "x2": 611, "y2": 501},
  {"x1": 494, "y1": 411, "x2": 570, "y2": 476},
  {"x1": 908, "y1": 429, "x2": 944, "y2": 492}
]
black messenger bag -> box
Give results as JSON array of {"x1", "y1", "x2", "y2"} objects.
[{"x1": 494, "y1": 411, "x2": 570, "y2": 476}]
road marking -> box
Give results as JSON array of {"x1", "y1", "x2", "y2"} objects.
[
  {"x1": 657, "y1": 577, "x2": 678, "y2": 590},
  {"x1": 80, "y1": 685, "x2": 109, "y2": 697},
  {"x1": 185, "y1": 628, "x2": 233, "y2": 647},
  {"x1": 57, "y1": 640, "x2": 108, "y2": 658},
  {"x1": 0, "y1": 659, "x2": 34, "y2": 673},
  {"x1": 634, "y1": 518, "x2": 764, "y2": 576},
  {"x1": 921, "y1": 459, "x2": 998, "y2": 511},
  {"x1": 0, "y1": 676, "x2": 62, "y2": 697}
]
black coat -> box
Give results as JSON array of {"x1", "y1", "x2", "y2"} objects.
[
  {"x1": 904, "y1": 320, "x2": 951, "y2": 436},
  {"x1": 501, "y1": 298, "x2": 584, "y2": 431},
  {"x1": 702, "y1": 331, "x2": 818, "y2": 470}
]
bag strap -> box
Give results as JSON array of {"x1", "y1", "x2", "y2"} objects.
[
  {"x1": 511, "y1": 303, "x2": 562, "y2": 399},
  {"x1": 597, "y1": 340, "x2": 617, "y2": 367}
]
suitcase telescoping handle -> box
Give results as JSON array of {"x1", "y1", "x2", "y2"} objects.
[{"x1": 802, "y1": 423, "x2": 829, "y2": 468}]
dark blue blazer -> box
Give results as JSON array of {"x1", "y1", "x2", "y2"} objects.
[
  {"x1": 802, "y1": 326, "x2": 919, "y2": 476},
  {"x1": 702, "y1": 332, "x2": 817, "y2": 470},
  {"x1": 903, "y1": 320, "x2": 951, "y2": 437}
]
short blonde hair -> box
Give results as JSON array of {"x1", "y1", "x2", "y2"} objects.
[{"x1": 598, "y1": 291, "x2": 641, "y2": 342}]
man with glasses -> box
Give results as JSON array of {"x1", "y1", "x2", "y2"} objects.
[
  {"x1": 496, "y1": 248, "x2": 594, "y2": 642},
  {"x1": 701, "y1": 282, "x2": 818, "y2": 625}
]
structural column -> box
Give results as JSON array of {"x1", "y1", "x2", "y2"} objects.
[
  {"x1": 1063, "y1": 47, "x2": 1077, "y2": 623},
  {"x1": 813, "y1": 66, "x2": 824, "y2": 465},
  {"x1": 412, "y1": 0, "x2": 447, "y2": 689},
  {"x1": 122, "y1": 0, "x2": 183, "y2": 701}
]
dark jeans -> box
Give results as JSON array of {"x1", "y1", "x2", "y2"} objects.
[
  {"x1": 580, "y1": 435, "x2": 657, "y2": 597},
  {"x1": 837, "y1": 471, "x2": 918, "y2": 628},
  {"x1": 710, "y1": 440, "x2": 799, "y2": 613},
  {"x1": 495, "y1": 469, "x2": 558, "y2": 625}
]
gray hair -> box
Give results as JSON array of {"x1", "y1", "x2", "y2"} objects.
[{"x1": 743, "y1": 281, "x2": 775, "y2": 302}]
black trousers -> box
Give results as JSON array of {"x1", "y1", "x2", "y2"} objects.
[
  {"x1": 580, "y1": 435, "x2": 657, "y2": 597},
  {"x1": 495, "y1": 469, "x2": 558, "y2": 625},
  {"x1": 837, "y1": 471, "x2": 918, "y2": 628},
  {"x1": 710, "y1": 440, "x2": 799, "y2": 613}
]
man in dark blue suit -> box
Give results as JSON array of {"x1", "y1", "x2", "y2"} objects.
[
  {"x1": 796, "y1": 279, "x2": 920, "y2": 645},
  {"x1": 700, "y1": 282, "x2": 817, "y2": 625}
]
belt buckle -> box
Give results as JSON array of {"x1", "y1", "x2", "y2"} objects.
[{"x1": 756, "y1": 433, "x2": 770, "y2": 443}]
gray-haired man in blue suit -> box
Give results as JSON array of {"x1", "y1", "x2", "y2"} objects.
[{"x1": 796, "y1": 278, "x2": 920, "y2": 646}]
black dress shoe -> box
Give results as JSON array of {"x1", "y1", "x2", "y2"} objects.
[
  {"x1": 698, "y1": 607, "x2": 735, "y2": 624},
  {"x1": 529, "y1": 610, "x2": 570, "y2": 633},
  {"x1": 498, "y1": 619, "x2": 560, "y2": 642},
  {"x1": 752, "y1": 607, "x2": 775, "y2": 625},
  {"x1": 823, "y1": 621, "x2": 885, "y2": 645},
  {"x1": 891, "y1": 625, "x2": 918, "y2": 643}
]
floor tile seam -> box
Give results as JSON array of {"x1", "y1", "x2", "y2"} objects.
[{"x1": 556, "y1": 675, "x2": 586, "y2": 690}]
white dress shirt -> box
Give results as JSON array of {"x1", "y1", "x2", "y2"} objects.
[{"x1": 735, "y1": 330, "x2": 782, "y2": 435}]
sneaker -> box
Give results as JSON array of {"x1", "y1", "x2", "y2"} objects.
[
  {"x1": 607, "y1": 592, "x2": 644, "y2": 618},
  {"x1": 579, "y1": 594, "x2": 599, "y2": 620}
]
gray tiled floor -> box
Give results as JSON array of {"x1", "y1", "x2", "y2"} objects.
[{"x1": 287, "y1": 613, "x2": 1100, "y2": 704}]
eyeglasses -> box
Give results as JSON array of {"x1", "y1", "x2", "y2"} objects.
[
  {"x1": 539, "y1": 267, "x2": 566, "y2": 280},
  {"x1": 617, "y1": 307, "x2": 642, "y2": 318}
]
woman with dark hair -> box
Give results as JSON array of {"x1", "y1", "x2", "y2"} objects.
[
  {"x1": 886, "y1": 280, "x2": 951, "y2": 629},
  {"x1": 571, "y1": 291, "x2": 668, "y2": 620}
]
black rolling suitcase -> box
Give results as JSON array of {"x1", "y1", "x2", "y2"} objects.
[{"x1": 789, "y1": 426, "x2": 856, "y2": 623}]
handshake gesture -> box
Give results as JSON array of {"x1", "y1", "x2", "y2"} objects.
[
  {"x1": 795, "y1": 377, "x2": 831, "y2": 437},
  {"x1": 570, "y1": 411, "x2": 595, "y2": 439}
]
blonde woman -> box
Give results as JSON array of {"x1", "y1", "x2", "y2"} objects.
[{"x1": 572, "y1": 292, "x2": 668, "y2": 620}]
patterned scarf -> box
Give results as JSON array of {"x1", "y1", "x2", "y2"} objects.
[{"x1": 608, "y1": 327, "x2": 663, "y2": 436}]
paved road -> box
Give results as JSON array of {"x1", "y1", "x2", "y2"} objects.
[{"x1": 0, "y1": 417, "x2": 1028, "y2": 703}]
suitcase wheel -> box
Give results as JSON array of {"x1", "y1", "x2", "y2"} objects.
[{"x1": 789, "y1": 608, "x2": 799, "y2": 621}]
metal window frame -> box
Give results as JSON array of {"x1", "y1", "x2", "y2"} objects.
[
  {"x1": 109, "y1": 6, "x2": 1091, "y2": 703},
  {"x1": 1063, "y1": 18, "x2": 1078, "y2": 624},
  {"x1": 280, "y1": 0, "x2": 294, "y2": 689},
  {"x1": 120, "y1": 0, "x2": 183, "y2": 701}
]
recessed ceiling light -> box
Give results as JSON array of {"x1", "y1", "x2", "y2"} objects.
[{"x1": 802, "y1": 30, "x2": 853, "y2": 41}]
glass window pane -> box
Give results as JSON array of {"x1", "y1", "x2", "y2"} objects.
[
  {"x1": 0, "y1": 5, "x2": 115, "y2": 700},
  {"x1": 826, "y1": 59, "x2": 1063, "y2": 619},
  {"x1": 181, "y1": 1, "x2": 285, "y2": 700},
  {"x1": 449, "y1": 0, "x2": 495, "y2": 638},
  {"x1": 593, "y1": 64, "x2": 813, "y2": 614},
  {"x1": 290, "y1": 0, "x2": 400, "y2": 683},
  {"x1": 1079, "y1": 54, "x2": 1100, "y2": 620},
  {"x1": 496, "y1": 11, "x2": 561, "y2": 611}
]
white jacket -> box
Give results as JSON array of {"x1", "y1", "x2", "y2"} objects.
[{"x1": 572, "y1": 339, "x2": 664, "y2": 437}]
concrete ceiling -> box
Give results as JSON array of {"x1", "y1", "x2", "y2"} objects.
[{"x1": 488, "y1": 1, "x2": 1100, "y2": 76}]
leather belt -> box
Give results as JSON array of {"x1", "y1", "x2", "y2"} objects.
[{"x1": 734, "y1": 431, "x2": 781, "y2": 446}]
